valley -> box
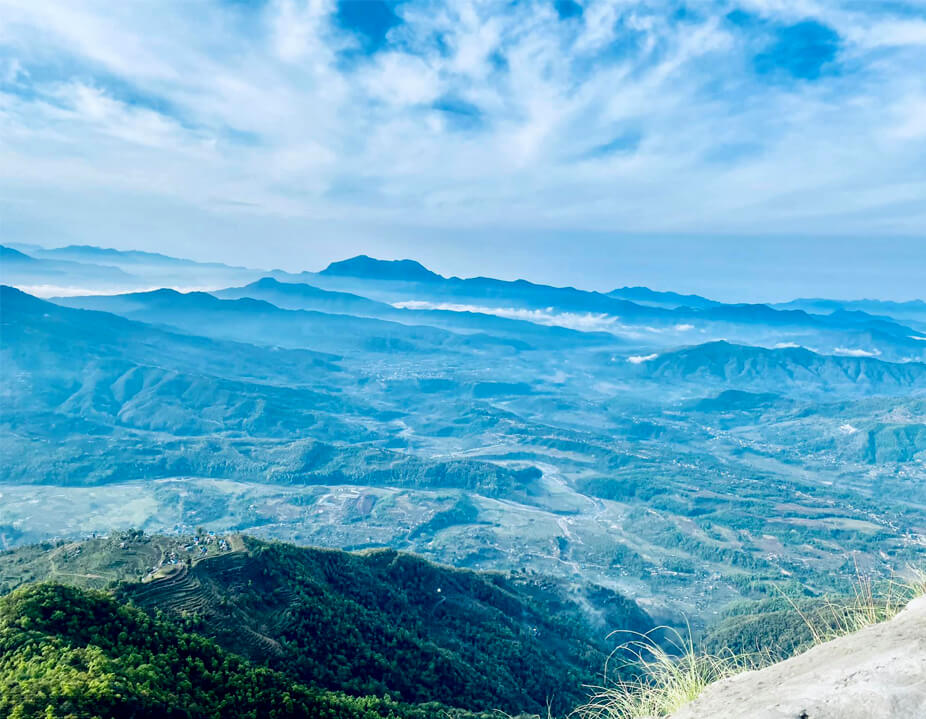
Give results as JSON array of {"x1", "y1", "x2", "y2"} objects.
[{"x1": 2, "y1": 248, "x2": 925, "y2": 629}]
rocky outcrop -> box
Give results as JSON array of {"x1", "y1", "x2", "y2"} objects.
[{"x1": 671, "y1": 597, "x2": 926, "y2": 719}]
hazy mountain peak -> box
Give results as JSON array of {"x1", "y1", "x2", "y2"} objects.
[
  {"x1": 320, "y1": 255, "x2": 442, "y2": 282},
  {"x1": 1, "y1": 283, "x2": 42, "y2": 308},
  {"x1": 247, "y1": 277, "x2": 344, "y2": 296},
  {"x1": 608, "y1": 285, "x2": 718, "y2": 309},
  {"x1": 53, "y1": 244, "x2": 177, "y2": 261},
  {"x1": 0, "y1": 245, "x2": 34, "y2": 262}
]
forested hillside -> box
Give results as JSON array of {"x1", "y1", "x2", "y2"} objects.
[
  {"x1": 0, "y1": 533, "x2": 653, "y2": 716},
  {"x1": 0, "y1": 583, "x2": 502, "y2": 719}
]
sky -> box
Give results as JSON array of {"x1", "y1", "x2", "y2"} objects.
[{"x1": 1, "y1": 0, "x2": 925, "y2": 300}]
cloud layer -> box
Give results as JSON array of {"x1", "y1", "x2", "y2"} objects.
[{"x1": 1, "y1": 0, "x2": 925, "y2": 294}]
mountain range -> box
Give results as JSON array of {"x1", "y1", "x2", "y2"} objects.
[{"x1": 2, "y1": 244, "x2": 925, "y2": 633}]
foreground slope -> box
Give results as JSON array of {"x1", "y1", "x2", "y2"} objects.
[
  {"x1": 0, "y1": 533, "x2": 654, "y2": 715},
  {"x1": 0, "y1": 582, "x2": 488, "y2": 719},
  {"x1": 672, "y1": 596, "x2": 926, "y2": 719}
]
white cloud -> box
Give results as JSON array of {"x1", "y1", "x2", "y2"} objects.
[
  {"x1": 833, "y1": 347, "x2": 882, "y2": 357},
  {"x1": 627, "y1": 353, "x2": 659, "y2": 364},
  {"x1": 0, "y1": 0, "x2": 924, "y2": 264},
  {"x1": 52, "y1": 82, "x2": 194, "y2": 149},
  {"x1": 847, "y1": 20, "x2": 926, "y2": 49},
  {"x1": 363, "y1": 52, "x2": 441, "y2": 106},
  {"x1": 1, "y1": 57, "x2": 26, "y2": 83},
  {"x1": 890, "y1": 96, "x2": 926, "y2": 141},
  {"x1": 271, "y1": 0, "x2": 334, "y2": 62},
  {"x1": 392, "y1": 300, "x2": 622, "y2": 332}
]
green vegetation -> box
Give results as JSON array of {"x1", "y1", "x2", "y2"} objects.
[
  {"x1": 0, "y1": 582, "x2": 496, "y2": 719},
  {"x1": 117, "y1": 536, "x2": 650, "y2": 715},
  {"x1": 574, "y1": 627, "x2": 759, "y2": 719},
  {"x1": 576, "y1": 568, "x2": 926, "y2": 718},
  {"x1": 17, "y1": 546, "x2": 920, "y2": 719},
  {"x1": 702, "y1": 597, "x2": 818, "y2": 661},
  {"x1": 705, "y1": 569, "x2": 926, "y2": 660},
  {"x1": 784, "y1": 568, "x2": 926, "y2": 645},
  {"x1": 0, "y1": 533, "x2": 654, "y2": 716}
]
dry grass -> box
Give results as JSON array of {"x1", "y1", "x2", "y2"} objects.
[
  {"x1": 572, "y1": 626, "x2": 762, "y2": 719},
  {"x1": 572, "y1": 565, "x2": 926, "y2": 719},
  {"x1": 784, "y1": 563, "x2": 926, "y2": 646}
]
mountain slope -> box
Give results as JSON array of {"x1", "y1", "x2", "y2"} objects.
[
  {"x1": 0, "y1": 533, "x2": 654, "y2": 715},
  {"x1": 321, "y1": 255, "x2": 443, "y2": 282},
  {"x1": 1, "y1": 284, "x2": 338, "y2": 383},
  {"x1": 52, "y1": 288, "x2": 529, "y2": 354},
  {"x1": 634, "y1": 340, "x2": 926, "y2": 395},
  {"x1": 0, "y1": 582, "x2": 494, "y2": 719},
  {"x1": 1, "y1": 286, "x2": 535, "y2": 493}
]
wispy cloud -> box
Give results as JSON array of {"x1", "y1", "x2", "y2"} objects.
[
  {"x1": 392, "y1": 300, "x2": 623, "y2": 332},
  {"x1": 627, "y1": 353, "x2": 659, "y2": 364},
  {"x1": 833, "y1": 346, "x2": 881, "y2": 357},
  {"x1": 0, "y1": 0, "x2": 924, "y2": 280}
]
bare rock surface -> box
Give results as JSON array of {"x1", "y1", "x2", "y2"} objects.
[{"x1": 671, "y1": 596, "x2": 926, "y2": 719}]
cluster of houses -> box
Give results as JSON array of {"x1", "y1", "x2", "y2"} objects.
[
  {"x1": 140, "y1": 533, "x2": 234, "y2": 580},
  {"x1": 182, "y1": 532, "x2": 231, "y2": 556}
]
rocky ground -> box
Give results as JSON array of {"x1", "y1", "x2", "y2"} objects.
[{"x1": 671, "y1": 597, "x2": 926, "y2": 719}]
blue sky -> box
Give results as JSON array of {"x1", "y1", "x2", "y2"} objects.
[{"x1": 0, "y1": 0, "x2": 925, "y2": 300}]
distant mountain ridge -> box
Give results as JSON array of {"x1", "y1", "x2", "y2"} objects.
[
  {"x1": 321, "y1": 255, "x2": 444, "y2": 282},
  {"x1": 608, "y1": 285, "x2": 720, "y2": 309},
  {"x1": 217, "y1": 276, "x2": 391, "y2": 314},
  {"x1": 309, "y1": 257, "x2": 923, "y2": 345},
  {"x1": 636, "y1": 340, "x2": 926, "y2": 394},
  {"x1": 17, "y1": 243, "x2": 255, "y2": 271},
  {"x1": 8, "y1": 244, "x2": 921, "y2": 344},
  {"x1": 1, "y1": 244, "x2": 137, "y2": 285},
  {"x1": 51, "y1": 286, "x2": 532, "y2": 354}
]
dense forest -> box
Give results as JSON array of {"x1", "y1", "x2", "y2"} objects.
[
  {"x1": 0, "y1": 533, "x2": 654, "y2": 717},
  {"x1": 133, "y1": 537, "x2": 652, "y2": 713},
  {"x1": 0, "y1": 582, "x2": 506, "y2": 719}
]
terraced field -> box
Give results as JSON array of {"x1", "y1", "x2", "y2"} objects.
[{"x1": 0, "y1": 531, "x2": 653, "y2": 715}]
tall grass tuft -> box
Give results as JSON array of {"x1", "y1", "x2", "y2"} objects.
[
  {"x1": 785, "y1": 563, "x2": 926, "y2": 646},
  {"x1": 572, "y1": 626, "x2": 761, "y2": 719},
  {"x1": 574, "y1": 564, "x2": 926, "y2": 719}
]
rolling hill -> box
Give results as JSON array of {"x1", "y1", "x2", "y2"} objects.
[
  {"x1": 51, "y1": 287, "x2": 530, "y2": 354},
  {"x1": 4, "y1": 249, "x2": 926, "y2": 633},
  {"x1": 0, "y1": 532, "x2": 654, "y2": 715},
  {"x1": 633, "y1": 340, "x2": 926, "y2": 395},
  {"x1": 0, "y1": 582, "x2": 498, "y2": 719}
]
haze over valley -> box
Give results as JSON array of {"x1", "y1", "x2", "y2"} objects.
[
  {"x1": 3, "y1": 244, "x2": 925, "y2": 627},
  {"x1": 5, "y1": 1, "x2": 926, "y2": 715}
]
